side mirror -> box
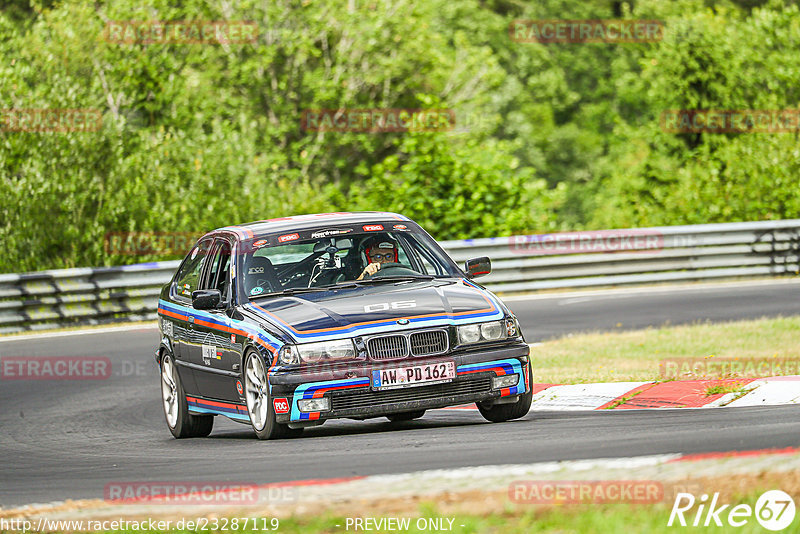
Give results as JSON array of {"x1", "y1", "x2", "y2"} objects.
[
  {"x1": 192, "y1": 289, "x2": 222, "y2": 310},
  {"x1": 465, "y1": 257, "x2": 491, "y2": 278}
]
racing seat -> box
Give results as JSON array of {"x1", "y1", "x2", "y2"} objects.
[
  {"x1": 340, "y1": 247, "x2": 364, "y2": 281},
  {"x1": 245, "y1": 256, "x2": 281, "y2": 296}
]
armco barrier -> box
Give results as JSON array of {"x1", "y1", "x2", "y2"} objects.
[
  {"x1": 0, "y1": 262, "x2": 180, "y2": 335},
  {"x1": 443, "y1": 219, "x2": 800, "y2": 293},
  {"x1": 1, "y1": 220, "x2": 798, "y2": 334}
]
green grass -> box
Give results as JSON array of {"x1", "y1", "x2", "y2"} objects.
[
  {"x1": 531, "y1": 316, "x2": 800, "y2": 384},
  {"x1": 603, "y1": 388, "x2": 644, "y2": 409},
  {"x1": 267, "y1": 504, "x2": 778, "y2": 534},
  {"x1": 703, "y1": 382, "x2": 747, "y2": 397}
]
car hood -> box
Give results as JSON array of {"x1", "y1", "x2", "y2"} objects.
[{"x1": 244, "y1": 279, "x2": 506, "y2": 342}]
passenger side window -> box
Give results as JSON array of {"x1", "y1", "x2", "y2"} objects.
[
  {"x1": 416, "y1": 253, "x2": 436, "y2": 275},
  {"x1": 396, "y1": 245, "x2": 411, "y2": 267},
  {"x1": 174, "y1": 239, "x2": 213, "y2": 298},
  {"x1": 401, "y1": 236, "x2": 444, "y2": 275}
]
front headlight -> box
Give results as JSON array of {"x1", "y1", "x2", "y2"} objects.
[
  {"x1": 458, "y1": 324, "x2": 481, "y2": 344},
  {"x1": 457, "y1": 320, "x2": 508, "y2": 345},
  {"x1": 480, "y1": 321, "x2": 504, "y2": 340},
  {"x1": 280, "y1": 339, "x2": 356, "y2": 364},
  {"x1": 278, "y1": 345, "x2": 299, "y2": 365},
  {"x1": 505, "y1": 316, "x2": 519, "y2": 338}
]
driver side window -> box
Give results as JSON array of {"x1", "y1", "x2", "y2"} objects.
[
  {"x1": 205, "y1": 240, "x2": 232, "y2": 300},
  {"x1": 174, "y1": 239, "x2": 213, "y2": 298}
]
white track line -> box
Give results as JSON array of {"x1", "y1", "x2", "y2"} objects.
[
  {"x1": 529, "y1": 382, "x2": 650, "y2": 411},
  {"x1": 724, "y1": 376, "x2": 800, "y2": 407},
  {"x1": 0, "y1": 323, "x2": 158, "y2": 342}
]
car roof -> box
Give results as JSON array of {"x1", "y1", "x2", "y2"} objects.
[{"x1": 207, "y1": 211, "x2": 414, "y2": 241}]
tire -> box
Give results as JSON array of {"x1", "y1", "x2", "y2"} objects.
[
  {"x1": 386, "y1": 410, "x2": 425, "y2": 422},
  {"x1": 160, "y1": 353, "x2": 214, "y2": 438},
  {"x1": 243, "y1": 350, "x2": 301, "y2": 440},
  {"x1": 477, "y1": 362, "x2": 533, "y2": 423}
]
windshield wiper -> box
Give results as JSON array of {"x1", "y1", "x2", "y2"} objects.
[
  {"x1": 252, "y1": 287, "x2": 335, "y2": 298},
  {"x1": 355, "y1": 275, "x2": 434, "y2": 284},
  {"x1": 251, "y1": 283, "x2": 361, "y2": 299}
]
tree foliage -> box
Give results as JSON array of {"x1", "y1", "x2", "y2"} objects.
[{"x1": 0, "y1": 0, "x2": 797, "y2": 272}]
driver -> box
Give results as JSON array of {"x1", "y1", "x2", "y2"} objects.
[{"x1": 356, "y1": 236, "x2": 399, "y2": 280}]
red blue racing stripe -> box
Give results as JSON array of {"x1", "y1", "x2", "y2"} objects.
[
  {"x1": 187, "y1": 396, "x2": 250, "y2": 422},
  {"x1": 290, "y1": 377, "x2": 371, "y2": 421},
  {"x1": 457, "y1": 358, "x2": 525, "y2": 397},
  {"x1": 288, "y1": 358, "x2": 526, "y2": 422}
]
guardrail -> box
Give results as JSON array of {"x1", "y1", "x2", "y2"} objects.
[
  {"x1": 1, "y1": 219, "x2": 798, "y2": 334},
  {"x1": 443, "y1": 219, "x2": 800, "y2": 292},
  {"x1": 0, "y1": 262, "x2": 180, "y2": 335}
]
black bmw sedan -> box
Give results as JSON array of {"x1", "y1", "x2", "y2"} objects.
[{"x1": 156, "y1": 212, "x2": 532, "y2": 439}]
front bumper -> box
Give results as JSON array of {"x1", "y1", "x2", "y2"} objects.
[{"x1": 269, "y1": 342, "x2": 530, "y2": 424}]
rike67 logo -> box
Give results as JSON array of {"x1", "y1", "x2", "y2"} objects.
[{"x1": 669, "y1": 490, "x2": 796, "y2": 531}]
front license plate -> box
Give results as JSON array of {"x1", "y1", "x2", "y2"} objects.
[{"x1": 371, "y1": 361, "x2": 456, "y2": 390}]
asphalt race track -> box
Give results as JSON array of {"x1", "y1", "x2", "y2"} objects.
[{"x1": 1, "y1": 280, "x2": 798, "y2": 507}]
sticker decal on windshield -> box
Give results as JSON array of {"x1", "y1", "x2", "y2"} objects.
[
  {"x1": 278, "y1": 233, "x2": 300, "y2": 243},
  {"x1": 311, "y1": 228, "x2": 353, "y2": 239}
]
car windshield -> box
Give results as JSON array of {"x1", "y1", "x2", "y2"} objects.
[{"x1": 241, "y1": 228, "x2": 461, "y2": 298}]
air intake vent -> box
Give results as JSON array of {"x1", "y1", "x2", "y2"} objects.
[
  {"x1": 367, "y1": 335, "x2": 408, "y2": 360},
  {"x1": 409, "y1": 330, "x2": 448, "y2": 357}
]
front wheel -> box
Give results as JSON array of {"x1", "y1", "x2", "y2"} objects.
[
  {"x1": 477, "y1": 363, "x2": 533, "y2": 423},
  {"x1": 160, "y1": 353, "x2": 213, "y2": 438},
  {"x1": 243, "y1": 351, "x2": 301, "y2": 440}
]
